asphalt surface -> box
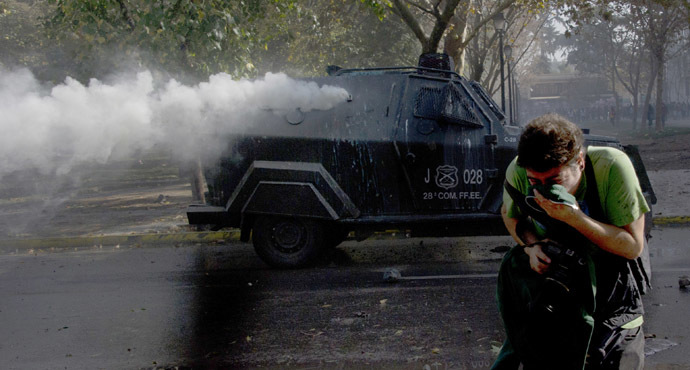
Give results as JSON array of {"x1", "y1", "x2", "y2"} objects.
[
  {"x1": 643, "y1": 227, "x2": 690, "y2": 369},
  {"x1": 0, "y1": 228, "x2": 689, "y2": 369},
  {"x1": 0, "y1": 238, "x2": 505, "y2": 369}
]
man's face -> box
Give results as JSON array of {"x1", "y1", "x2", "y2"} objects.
[{"x1": 525, "y1": 152, "x2": 584, "y2": 195}]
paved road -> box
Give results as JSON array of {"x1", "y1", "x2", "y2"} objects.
[
  {"x1": 643, "y1": 227, "x2": 690, "y2": 369},
  {"x1": 0, "y1": 229, "x2": 688, "y2": 369}
]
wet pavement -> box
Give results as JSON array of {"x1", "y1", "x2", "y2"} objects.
[
  {"x1": 0, "y1": 236, "x2": 507, "y2": 369},
  {"x1": 0, "y1": 228, "x2": 688, "y2": 369},
  {"x1": 643, "y1": 228, "x2": 690, "y2": 368}
]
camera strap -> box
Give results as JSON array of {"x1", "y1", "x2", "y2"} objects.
[{"x1": 583, "y1": 155, "x2": 604, "y2": 221}]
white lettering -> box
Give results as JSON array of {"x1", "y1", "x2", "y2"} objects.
[
  {"x1": 421, "y1": 191, "x2": 482, "y2": 201},
  {"x1": 462, "y1": 169, "x2": 484, "y2": 184},
  {"x1": 437, "y1": 192, "x2": 457, "y2": 200}
]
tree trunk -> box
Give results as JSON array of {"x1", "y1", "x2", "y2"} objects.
[
  {"x1": 191, "y1": 160, "x2": 206, "y2": 204},
  {"x1": 190, "y1": 158, "x2": 206, "y2": 204},
  {"x1": 445, "y1": 11, "x2": 470, "y2": 74},
  {"x1": 611, "y1": 57, "x2": 619, "y2": 126},
  {"x1": 178, "y1": 158, "x2": 206, "y2": 204},
  {"x1": 632, "y1": 96, "x2": 639, "y2": 130},
  {"x1": 390, "y1": 0, "x2": 464, "y2": 55},
  {"x1": 641, "y1": 55, "x2": 658, "y2": 131},
  {"x1": 173, "y1": 14, "x2": 206, "y2": 203},
  {"x1": 655, "y1": 58, "x2": 665, "y2": 132}
]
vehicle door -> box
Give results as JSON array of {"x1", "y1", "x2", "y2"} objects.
[{"x1": 395, "y1": 75, "x2": 493, "y2": 212}]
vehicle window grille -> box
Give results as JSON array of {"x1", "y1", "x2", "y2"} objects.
[
  {"x1": 414, "y1": 84, "x2": 482, "y2": 127},
  {"x1": 442, "y1": 83, "x2": 481, "y2": 127},
  {"x1": 414, "y1": 87, "x2": 443, "y2": 120}
]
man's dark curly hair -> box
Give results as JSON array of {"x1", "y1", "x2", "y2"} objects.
[{"x1": 517, "y1": 113, "x2": 584, "y2": 172}]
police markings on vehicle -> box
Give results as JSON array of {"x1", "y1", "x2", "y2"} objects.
[
  {"x1": 423, "y1": 191, "x2": 482, "y2": 200},
  {"x1": 422, "y1": 165, "x2": 483, "y2": 200},
  {"x1": 435, "y1": 165, "x2": 459, "y2": 189},
  {"x1": 423, "y1": 165, "x2": 484, "y2": 187}
]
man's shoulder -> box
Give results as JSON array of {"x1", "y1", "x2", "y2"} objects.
[
  {"x1": 506, "y1": 156, "x2": 526, "y2": 181},
  {"x1": 587, "y1": 146, "x2": 627, "y2": 162},
  {"x1": 505, "y1": 157, "x2": 533, "y2": 197},
  {"x1": 587, "y1": 146, "x2": 631, "y2": 175}
]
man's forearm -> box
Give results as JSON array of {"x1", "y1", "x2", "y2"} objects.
[
  {"x1": 565, "y1": 209, "x2": 645, "y2": 260},
  {"x1": 531, "y1": 191, "x2": 646, "y2": 260},
  {"x1": 501, "y1": 204, "x2": 539, "y2": 246}
]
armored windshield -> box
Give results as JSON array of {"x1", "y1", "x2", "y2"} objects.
[{"x1": 414, "y1": 83, "x2": 483, "y2": 128}]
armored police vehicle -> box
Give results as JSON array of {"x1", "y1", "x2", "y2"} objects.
[{"x1": 187, "y1": 54, "x2": 655, "y2": 268}]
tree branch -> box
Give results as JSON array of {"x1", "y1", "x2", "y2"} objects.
[
  {"x1": 426, "y1": 0, "x2": 462, "y2": 53},
  {"x1": 432, "y1": 0, "x2": 441, "y2": 17},
  {"x1": 391, "y1": 0, "x2": 429, "y2": 49},
  {"x1": 519, "y1": 15, "x2": 547, "y2": 63},
  {"x1": 460, "y1": 0, "x2": 515, "y2": 50},
  {"x1": 404, "y1": 0, "x2": 436, "y2": 17},
  {"x1": 115, "y1": 0, "x2": 135, "y2": 30}
]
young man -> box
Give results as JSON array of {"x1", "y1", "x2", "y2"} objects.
[{"x1": 493, "y1": 113, "x2": 650, "y2": 369}]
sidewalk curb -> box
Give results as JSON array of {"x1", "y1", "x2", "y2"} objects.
[
  {"x1": 652, "y1": 216, "x2": 690, "y2": 227},
  {"x1": 0, "y1": 216, "x2": 686, "y2": 254}
]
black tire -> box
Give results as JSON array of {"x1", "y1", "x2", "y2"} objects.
[{"x1": 252, "y1": 216, "x2": 325, "y2": 268}]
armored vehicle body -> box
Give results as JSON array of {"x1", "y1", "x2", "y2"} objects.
[{"x1": 187, "y1": 54, "x2": 655, "y2": 268}]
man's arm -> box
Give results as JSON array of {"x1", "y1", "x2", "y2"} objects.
[
  {"x1": 501, "y1": 203, "x2": 524, "y2": 245},
  {"x1": 532, "y1": 190, "x2": 646, "y2": 260},
  {"x1": 501, "y1": 203, "x2": 553, "y2": 274}
]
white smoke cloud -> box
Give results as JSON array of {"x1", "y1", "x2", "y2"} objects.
[{"x1": 0, "y1": 69, "x2": 350, "y2": 179}]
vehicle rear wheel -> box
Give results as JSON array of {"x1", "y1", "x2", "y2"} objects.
[{"x1": 252, "y1": 216, "x2": 325, "y2": 268}]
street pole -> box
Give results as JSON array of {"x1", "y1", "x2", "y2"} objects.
[
  {"x1": 513, "y1": 74, "x2": 519, "y2": 124},
  {"x1": 498, "y1": 32, "x2": 506, "y2": 113},
  {"x1": 493, "y1": 13, "x2": 506, "y2": 114},
  {"x1": 504, "y1": 44, "x2": 513, "y2": 124}
]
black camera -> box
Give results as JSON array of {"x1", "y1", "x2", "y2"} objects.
[{"x1": 529, "y1": 241, "x2": 587, "y2": 316}]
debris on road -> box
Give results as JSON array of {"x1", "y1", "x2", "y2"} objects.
[
  {"x1": 679, "y1": 275, "x2": 690, "y2": 289},
  {"x1": 644, "y1": 337, "x2": 679, "y2": 357},
  {"x1": 383, "y1": 268, "x2": 401, "y2": 282},
  {"x1": 354, "y1": 311, "x2": 369, "y2": 319}
]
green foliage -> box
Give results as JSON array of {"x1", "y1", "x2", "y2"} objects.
[
  {"x1": 0, "y1": 1, "x2": 51, "y2": 72},
  {"x1": 39, "y1": 0, "x2": 419, "y2": 80},
  {"x1": 44, "y1": 0, "x2": 297, "y2": 80},
  {"x1": 359, "y1": 0, "x2": 391, "y2": 20},
  {"x1": 254, "y1": 0, "x2": 419, "y2": 77}
]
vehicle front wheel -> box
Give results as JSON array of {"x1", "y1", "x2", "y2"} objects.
[{"x1": 252, "y1": 216, "x2": 325, "y2": 268}]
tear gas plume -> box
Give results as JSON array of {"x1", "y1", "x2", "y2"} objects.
[{"x1": 0, "y1": 69, "x2": 350, "y2": 179}]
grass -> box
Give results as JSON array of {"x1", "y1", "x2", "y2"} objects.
[{"x1": 0, "y1": 150, "x2": 185, "y2": 200}]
